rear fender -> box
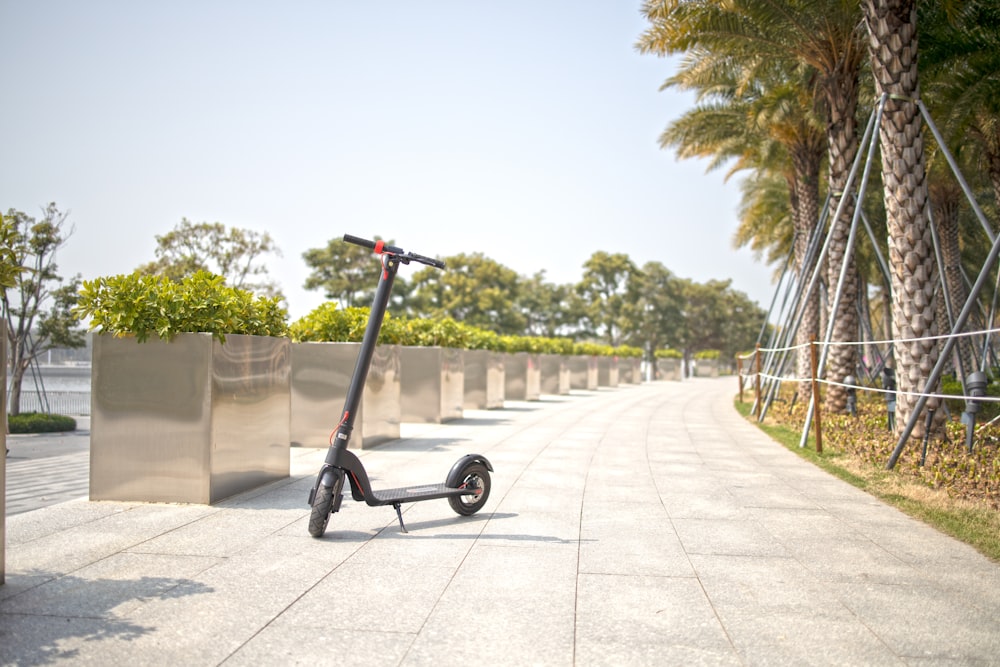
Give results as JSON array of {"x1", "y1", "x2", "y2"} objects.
[{"x1": 446, "y1": 454, "x2": 494, "y2": 488}]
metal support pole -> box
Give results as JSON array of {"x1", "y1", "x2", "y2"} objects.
[{"x1": 887, "y1": 226, "x2": 1000, "y2": 468}]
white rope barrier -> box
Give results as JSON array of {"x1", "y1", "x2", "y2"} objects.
[
  {"x1": 756, "y1": 326, "x2": 1000, "y2": 355},
  {"x1": 740, "y1": 325, "x2": 1000, "y2": 405},
  {"x1": 742, "y1": 370, "x2": 999, "y2": 404}
]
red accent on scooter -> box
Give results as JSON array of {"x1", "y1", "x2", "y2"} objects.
[
  {"x1": 350, "y1": 471, "x2": 364, "y2": 498},
  {"x1": 374, "y1": 240, "x2": 385, "y2": 254}
]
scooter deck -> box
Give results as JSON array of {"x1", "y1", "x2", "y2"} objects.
[{"x1": 369, "y1": 483, "x2": 468, "y2": 506}]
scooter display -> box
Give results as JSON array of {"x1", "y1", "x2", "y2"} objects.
[{"x1": 307, "y1": 234, "x2": 493, "y2": 537}]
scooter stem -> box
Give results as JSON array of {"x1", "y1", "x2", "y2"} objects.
[{"x1": 324, "y1": 253, "x2": 399, "y2": 462}]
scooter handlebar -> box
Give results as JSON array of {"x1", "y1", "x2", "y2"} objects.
[{"x1": 342, "y1": 234, "x2": 446, "y2": 270}]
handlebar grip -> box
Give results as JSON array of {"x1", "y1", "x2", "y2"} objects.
[
  {"x1": 342, "y1": 234, "x2": 404, "y2": 255},
  {"x1": 411, "y1": 253, "x2": 446, "y2": 270},
  {"x1": 343, "y1": 234, "x2": 376, "y2": 250}
]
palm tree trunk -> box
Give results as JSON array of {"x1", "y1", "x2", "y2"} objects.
[
  {"x1": 791, "y1": 147, "x2": 824, "y2": 398},
  {"x1": 862, "y1": 0, "x2": 942, "y2": 439},
  {"x1": 823, "y1": 74, "x2": 861, "y2": 414},
  {"x1": 987, "y1": 139, "x2": 1000, "y2": 222},
  {"x1": 932, "y1": 180, "x2": 975, "y2": 383}
]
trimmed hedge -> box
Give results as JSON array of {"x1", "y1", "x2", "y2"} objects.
[
  {"x1": 8, "y1": 412, "x2": 77, "y2": 433},
  {"x1": 75, "y1": 271, "x2": 289, "y2": 343}
]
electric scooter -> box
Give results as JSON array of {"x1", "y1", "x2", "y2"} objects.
[{"x1": 307, "y1": 234, "x2": 493, "y2": 537}]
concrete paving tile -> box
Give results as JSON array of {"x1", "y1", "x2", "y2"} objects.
[
  {"x1": 660, "y1": 491, "x2": 752, "y2": 520},
  {"x1": 689, "y1": 553, "x2": 853, "y2": 618},
  {"x1": 130, "y1": 505, "x2": 307, "y2": 557},
  {"x1": 476, "y1": 508, "x2": 581, "y2": 547},
  {"x1": 578, "y1": 529, "x2": 693, "y2": 578},
  {"x1": 3, "y1": 499, "x2": 140, "y2": 545},
  {"x1": 407, "y1": 544, "x2": 579, "y2": 665},
  {"x1": 726, "y1": 483, "x2": 816, "y2": 510},
  {"x1": 0, "y1": 551, "x2": 222, "y2": 618},
  {"x1": 672, "y1": 517, "x2": 790, "y2": 557},
  {"x1": 225, "y1": 628, "x2": 415, "y2": 666},
  {"x1": 575, "y1": 572, "x2": 739, "y2": 666},
  {"x1": 271, "y1": 562, "x2": 457, "y2": 635},
  {"x1": 836, "y1": 580, "x2": 1000, "y2": 662},
  {"x1": 6, "y1": 503, "x2": 221, "y2": 574},
  {"x1": 751, "y1": 507, "x2": 860, "y2": 547},
  {"x1": 0, "y1": 613, "x2": 157, "y2": 666},
  {"x1": 719, "y1": 611, "x2": 906, "y2": 666},
  {"x1": 790, "y1": 536, "x2": 916, "y2": 583}
]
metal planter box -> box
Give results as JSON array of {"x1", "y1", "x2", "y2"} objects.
[
  {"x1": 695, "y1": 358, "x2": 720, "y2": 377},
  {"x1": 597, "y1": 356, "x2": 619, "y2": 387},
  {"x1": 503, "y1": 352, "x2": 541, "y2": 401},
  {"x1": 290, "y1": 342, "x2": 400, "y2": 449},
  {"x1": 463, "y1": 349, "x2": 505, "y2": 409},
  {"x1": 399, "y1": 346, "x2": 464, "y2": 423},
  {"x1": 568, "y1": 355, "x2": 598, "y2": 390},
  {"x1": 90, "y1": 333, "x2": 290, "y2": 505},
  {"x1": 618, "y1": 357, "x2": 641, "y2": 384},
  {"x1": 539, "y1": 354, "x2": 571, "y2": 395},
  {"x1": 657, "y1": 358, "x2": 683, "y2": 381}
]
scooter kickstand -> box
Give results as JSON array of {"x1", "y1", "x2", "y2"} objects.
[{"x1": 393, "y1": 503, "x2": 408, "y2": 534}]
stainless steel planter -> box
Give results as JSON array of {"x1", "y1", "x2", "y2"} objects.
[
  {"x1": 400, "y1": 346, "x2": 464, "y2": 423},
  {"x1": 618, "y1": 357, "x2": 641, "y2": 384},
  {"x1": 503, "y1": 352, "x2": 541, "y2": 401},
  {"x1": 657, "y1": 358, "x2": 683, "y2": 381},
  {"x1": 568, "y1": 356, "x2": 598, "y2": 390},
  {"x1": 539, "y1": 354, "x2": 571, "y2": 395},
  {"x1": 695, "y1": 358, "x2": 720, "y2": 377},
  {"x1": 463, "y1": 350, "x2": 505, "y2": 409},
  {"x1": 597, "y1": 356, "x2": 619, "y2": 387},
  {"x1": 290, "y1": 342, "x2": 400, "y2": 449},
  {"x1": 90, "y1": 333, "x2": 290, "y2": 505}
]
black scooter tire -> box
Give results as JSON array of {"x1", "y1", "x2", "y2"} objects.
[
  {"x1": 309, "y1": 475, "x2": 344, "y2": 537},
  {"x1": 448, "y1": 462, "x2": 491, "y2": 516}
]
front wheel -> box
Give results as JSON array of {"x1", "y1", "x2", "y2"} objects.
[
  {"x1": 308, "y1": 472, "x2": 343, "y2": 538},
  {"x1": 448, "y1": 462, "x2": 491, "y2": 516}
]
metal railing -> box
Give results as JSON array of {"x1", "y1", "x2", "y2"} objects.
[{"x1": 12, "y1": 391, "x2": 91, "y2": 416}]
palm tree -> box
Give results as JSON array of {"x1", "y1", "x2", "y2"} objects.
[
  {"x1": 861, "y1": 0, "x2": 940, "y2": 438},
  {"x1": 920, "y1": 0, "x2": 1000, "y2": 215},
  {"x1": 639, "y1": 0, "x2": 866, "y2": 413}
]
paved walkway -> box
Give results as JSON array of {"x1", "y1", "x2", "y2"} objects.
[{"x1": 2, "y1": 378, "x2": 999, "y2": 666}]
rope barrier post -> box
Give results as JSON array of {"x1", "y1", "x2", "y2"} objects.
[
  {"x1": 753, "y1": 344, "x2": 762, "y2": 417},
  {"x1": 737, "y1": 355, "x2": 744, "y2": 404},
  {"x1": 810, "y1": 338, "x2": 823, "y2": 454}
]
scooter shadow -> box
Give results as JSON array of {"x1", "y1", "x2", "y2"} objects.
[{"x1": 322, "y1": 512, "x2": 592, "y2": 545}]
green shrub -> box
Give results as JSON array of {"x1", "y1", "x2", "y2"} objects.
[
  {"x1": 8, "y1": 412, "x2": 76, "y2": 433},
  {"x1": 498, "y1": 335, "x2": 543, "y2": 354},
  {"x1": 573, "y1": 341, "x2": 613, "y2": 356},
  {"x1": 289, "y1": 304, "x2": 405, "y2": 344},
  {"x1": 76, "y1": 271, "x2": 288, "y2": 343},
  {"x1": 614, "y1": 345, "x2": 643, "y2": 358},
  {"x1": 694, "y1": 349, "x2": 721, "y2": 360},
  {"x1": 655, "y1": 348, "x2": 683, "y2": 359}
]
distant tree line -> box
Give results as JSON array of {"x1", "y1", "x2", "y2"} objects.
[{"x1": 2, "y1": 210, "x2": 766, "y2": 415}]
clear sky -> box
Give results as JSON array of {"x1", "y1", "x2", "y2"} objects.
[{"x1": 1, "y1": 1, "x2": 776, "y2": 321}]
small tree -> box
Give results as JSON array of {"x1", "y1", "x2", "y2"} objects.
[
  {"x1": 302, "y1": 236, "x2": 396, "y2": 309},
  {"x1": 138, "y1": 219, "x2": 283, "y2": 298},
  {"x1": 1, "y1": 204, "x2": 85, "y2": 416},
  {"x1": 576, "y1": 251, "x2": 643, "y2": 346}
]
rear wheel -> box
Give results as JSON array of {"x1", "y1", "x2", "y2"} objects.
[
  {"x1": 448, "y1": 462, "x2": 491, "y2": 516},
  {"x1": 308, "y1": 472, "x2": 343, "y2": 537}
]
